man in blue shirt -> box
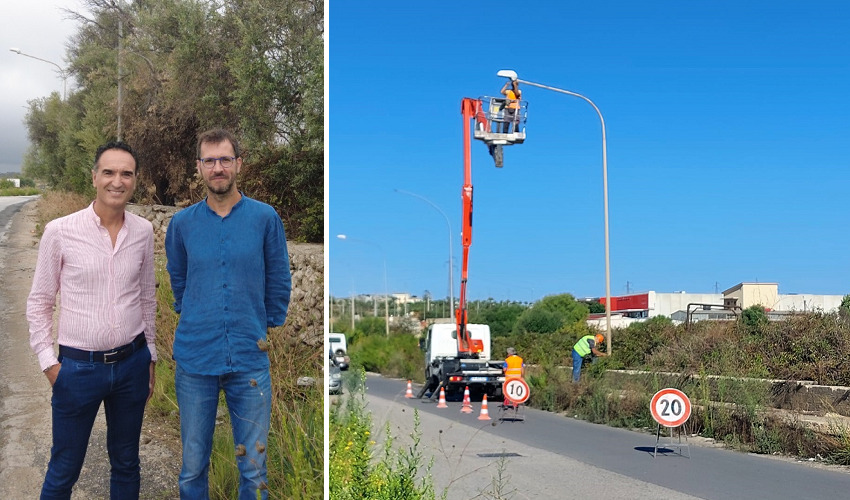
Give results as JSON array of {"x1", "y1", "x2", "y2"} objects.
[{"x1": 165, "y1": 128, "x2": 291, "y2": 499}]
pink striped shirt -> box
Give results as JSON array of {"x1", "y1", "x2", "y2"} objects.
[{"x1": 27, "y1": 203, "x2": 157, "y2": 370}]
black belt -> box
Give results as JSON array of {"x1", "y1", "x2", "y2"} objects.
[{"x1": 59, "y1": 333, "x2": 147, "y2": 364}]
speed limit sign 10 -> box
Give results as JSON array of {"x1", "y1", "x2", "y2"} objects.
[
  {"x1": 650, "y1": 388, "x2": 691, "y2": 427},
  {"x1": 502, "y1": 378, "x2": 530, "y2": 405}
]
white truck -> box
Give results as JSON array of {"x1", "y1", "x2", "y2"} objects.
[
  {"x1": 419, "y1": 323, "x2": 505, "y2": 399},
  {"x1": 328, "y1": 333, "x2": 349, "y2": 370}
]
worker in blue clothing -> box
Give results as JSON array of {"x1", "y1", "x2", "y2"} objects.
[
  {"x1": 572, "y1": 333, "x2": 608, "y2": 382},
  {"x1": 165, "y1": 128, "x2": 291, "y2": 499}
]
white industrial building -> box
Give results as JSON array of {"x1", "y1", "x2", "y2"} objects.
[{"x1": 587, "y1": 282, "x2": 845, "y2": 330}]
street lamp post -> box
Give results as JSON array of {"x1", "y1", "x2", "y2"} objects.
[
  {"x1": 9, "y1": 48, "x2": 68, "y2": 100},
  {"x1": 337, "y1": 234, "x2": 390, "y2": 337},
  {"x1": 394, "y1": 188, "x2": 455, "y2": 321},
  {"x1": 497, "y1": 70, "x2": 612, "y2": 353}
]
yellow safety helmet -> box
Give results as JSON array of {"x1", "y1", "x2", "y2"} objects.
[{"x1": 595, "y1": 334, "x2": 605, "y2": 344}]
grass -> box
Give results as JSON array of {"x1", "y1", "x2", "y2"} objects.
[
  {"x1": 347, "y1": 310, "x2": 850, "y2": 469},
  {"x1": 329, "y1": 370, "x2": 436, "y2": 500},
  {"x1": 154, "y1": 263, "x2": 323, "y2": 500},
  {"x1": 0, "y1": 187, "x2": 40, "y2": 196}
]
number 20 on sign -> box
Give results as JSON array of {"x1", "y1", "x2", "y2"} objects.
[{"x1": 650, "y1": 388, "x2": 691, "y2": 428}]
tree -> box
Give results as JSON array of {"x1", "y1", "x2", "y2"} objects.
[
  {"x1": 588, "y1": 301, "x2": 606, "y2": 314},
  {"x1": 467, "y1": 299, "x2": 528, "y2": 337},
  {"x1": 741, "y1": 305, "x2": 769, "y2": 336},
  {"x1": 512, "y1": 294, "x2": 589, "y2": 335},
  {"x1": 513, "y1": 308, "x2": 563, "y2": 335},
  {"x1": 840, "y1": 294, "x2": 850, "y2": 320},
  {"x1": 23, "y1": 0, "x2": 324, "y2": 242}
]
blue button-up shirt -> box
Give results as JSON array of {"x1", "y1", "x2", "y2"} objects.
[{"x1": 165, "y1": 195, "x2": 292, "y2": 375}]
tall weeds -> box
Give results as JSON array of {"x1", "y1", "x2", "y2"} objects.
[
  {"x1": 33, "y1": 190, "x2": 90, "y2": 235},
  {"x1": 329, "y1": 370, "x2": 436, "y2": 500},
  {"x1": 153, "y1": 261, "x2": 323, "y2": 499}
]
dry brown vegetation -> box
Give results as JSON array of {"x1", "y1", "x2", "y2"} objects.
[{"x1": 34, "y1": 191, "x2": 91, "y2": 235}]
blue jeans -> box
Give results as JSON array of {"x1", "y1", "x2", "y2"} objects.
[
  {"x1": 175, "y1": 365, "x2": 272, "y2": 500},
  {"x1": 42, "y1": 347, "x2": 151, "y2": 500},
  {"x1": 572, "y1": 349, "x2": 584, "y2": 382}
]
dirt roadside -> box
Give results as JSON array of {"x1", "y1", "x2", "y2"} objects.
[{"x1": 0, "y1": 201, "x2": 180, "y2": 499}]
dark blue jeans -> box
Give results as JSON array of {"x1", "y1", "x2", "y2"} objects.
[
  {"x1": 572, "y1": 348, "x2": 584, "y2": 382},
  {"x1": 41, "y1": 347, "x2": 151, "y2": 500},
  {"x1": 175, "y1": 365, "x2": 272, "y2": 500}
]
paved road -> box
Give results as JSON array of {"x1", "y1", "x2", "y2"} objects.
[
  {"x1": 361, "y1": 373, "x2": 850, "y2": 500},
  {"x1": 0, "y1": 195, "x2": 37, "y2": 242}
]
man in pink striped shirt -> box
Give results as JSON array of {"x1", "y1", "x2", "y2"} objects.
[{"x1": 27, "y1": 141, "x2": 157, "y2": 500}]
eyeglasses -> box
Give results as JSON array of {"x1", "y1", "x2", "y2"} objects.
[{"x1": 198, "y1": 156, "x2": 237, "y2": 169}]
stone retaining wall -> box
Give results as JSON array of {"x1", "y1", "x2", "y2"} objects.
[{"x1": 127, "y1": 204, "x2": 324, "y2": 347}]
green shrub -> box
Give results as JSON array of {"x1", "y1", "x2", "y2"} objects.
[
  {"x1": 610, "y1": 316, "x2": 673, "y2": 369},
  {"x1": 330, "y1": 372, "x2": 435, "y2": 499},
  {"x1": 349, "y1": 333, "x2": 424, "y2": 382}
]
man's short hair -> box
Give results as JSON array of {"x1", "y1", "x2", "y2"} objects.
[
  {"x1": 506, "y1": 347, "x2": 516, "y2": 356},
  {"x1": 94, "y1": 141, "x2": 139, "y2": 173},
  {"x1": 196, "y1": 128, "x2": 241, "y2": 159}
]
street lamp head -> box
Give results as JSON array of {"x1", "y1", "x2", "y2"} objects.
[
  {"x1": 497, "y1": 69, "x2": 518, "y2": 81},
  {"x1": 10, "y1": 47, "x2": 21, "y2": 54}
]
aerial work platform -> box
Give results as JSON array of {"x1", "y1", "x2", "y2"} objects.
[{"x1": 467, "y1": 95, "x2": 529, "y2": 167}]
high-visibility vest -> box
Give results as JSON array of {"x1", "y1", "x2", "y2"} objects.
[
  {"x1": 573, "y1": 335, "x2": 596, "y2": 357},
  {"x1": 505, "y1": 355, "x2": 523, "y2": 379},
  {"x1": 505, "y1": 89, "x2": 520, "y2": 109}
]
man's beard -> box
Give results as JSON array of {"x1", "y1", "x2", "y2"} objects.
[{"x1": 207, "y1": 175, "x2": 234, "y2": 195}]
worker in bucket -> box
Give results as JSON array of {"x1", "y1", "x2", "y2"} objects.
[
  {"x1": 500, "y1": 79, "x2": 522, "y2": 133},
  {"x1": 572, "y1": 333, "x2": 609, "y2": 382}
]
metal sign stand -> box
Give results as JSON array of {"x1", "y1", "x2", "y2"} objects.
[
  {"x1": 653, "y1": 423, "x2": 690, "y2": 458},
  {"x1": 499, "y1": 399, "x2": 525, "y2": 422}
]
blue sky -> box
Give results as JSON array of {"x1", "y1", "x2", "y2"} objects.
[{"x1": 329, "y1": 1, "x2": 850, "y2": 304}]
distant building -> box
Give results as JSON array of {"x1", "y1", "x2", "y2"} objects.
[
  {"x1": 392, "y1": 292, "x2": 417, "y2": 305},
  {"x1": 587, "y1": 282, "x2": 844, "y2": 330}
]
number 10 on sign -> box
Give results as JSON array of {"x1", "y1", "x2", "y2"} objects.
[
  {"x1": 502, "y1": 378, "x2": 530, "y2": 404},
  {"x1": 650, "y1": 388, "x2": 691, "y2": 428}
]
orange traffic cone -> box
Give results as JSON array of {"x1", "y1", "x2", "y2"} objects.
[
  {"x1": 478, "y1": 394, "x2": 491, "y2": 420},
  {"x1": 436, "y1": 387, "x2": 448, "y2": 408},
  {"x1": 405, "y1": 380, "x2": 414, "y2": 398},
  {"x1": 461, "y1": 386, "x2": 473, "y2": 413}
]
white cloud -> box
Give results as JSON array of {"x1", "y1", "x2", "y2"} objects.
[{"x1": 0, "y1": 0, "x2": 82, "y2": 172}]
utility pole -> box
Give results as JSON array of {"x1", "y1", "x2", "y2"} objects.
[{"x1": 117, "y1": 9, "x2": 123, "y2": 141}]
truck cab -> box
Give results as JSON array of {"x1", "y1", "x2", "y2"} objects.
[{"x1": 422, "y1": 323, "x2": 505, "y2": 398}]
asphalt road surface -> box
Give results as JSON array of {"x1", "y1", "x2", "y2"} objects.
[
  {"x1": 361, "y1": 373, "x2": 850, "y2": 500},
  {"x1": 0, "y1": 195, "x2": 37, "y2": 241}
]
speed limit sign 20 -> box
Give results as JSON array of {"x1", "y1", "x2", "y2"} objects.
[
  {"x1": 650, "y1": 388, "x2": 691, "y2": 427},
  {"x1": 502, "y1": 378, "x2": 530, "y2": 405}
]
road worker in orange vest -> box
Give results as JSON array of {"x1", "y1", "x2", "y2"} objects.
[
  {"x1": 503, "y1": 347, "x2": 525, "y2": 380},
  {"x1": 500, "y1": 79, "x2": 522, "y2": 133}
]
